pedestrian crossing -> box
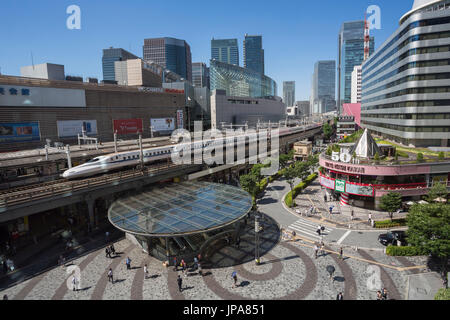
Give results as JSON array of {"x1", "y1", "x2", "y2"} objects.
[{"x1": 287, "y1": 218, "x2": 334, "y2": 241}]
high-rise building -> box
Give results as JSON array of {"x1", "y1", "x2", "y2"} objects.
[
  {"x1": 143, "y1": 37, "x2": 192, "y2": 82},
  {"x1": 211, "y1": 39, "x2": 239, "y2": 66},
  {"x1": 283, "y1": 81, "x2": 296, "y2": 107},
  {"x1": 102, "y1": 47, "x2": 139, "y2": 82},
  {"x1": 209, "y1": 60, "x2": 276, "y2": 98},
  {"x1": 361, "y1": 0, "x2": 450, "y2": 147},
  {"x1": 243, "y1": 34, "x2": 264, "y2": 74},
  {"x1": 311, "y1": 60, "x2": 336, "y2": 114},
  {"x1": 192, "y1": 62, "x2": 209, "y2": 88},
  {"x1": 338, "y1": 21, "x2": 374, "y2": 113},
  {"x1": 351, "y1": 65, "x2": 362, "y2": 103}
]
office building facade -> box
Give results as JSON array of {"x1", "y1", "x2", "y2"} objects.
[
  {"x1": 211, "y1": 39, "x2": 239, "y2": 66},
  {"x1": 283, "y1": 81, "x2": 296, "y2": 107},
  {"x1": 351, "y1": 65, "x2": 362, "y2": 103},
  {"x1": 143, "y1": 37, "x2": 192, "y2": 82},
  {"x1": 243, "y1": 35, "x2": 264, "y2": 74},
  {"x1": 102, "y1": 48, "x2": 139, "y2": 82},
  {"x1": 338, "y1": 21, "x2": 374, "y2": 112},
  {"x1": 192, "y1": 62, "x2": 209, "y2": 88},
  {"x1": 311, "y1": 60, "x2": 336, "y2": 114},
  {"x1": 361, "y1": 0, "x2": 450, "y2": 147},
  {"x1": 209, "y1": 60, "x2": 277, "y2": 98},
  {"x1": 114, "y1": 59, "x2": 162, "y2": 87}
]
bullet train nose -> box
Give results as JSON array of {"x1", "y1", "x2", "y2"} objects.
[{"x1": 61, "y1": 170, "x2": 71, "y2": 178}]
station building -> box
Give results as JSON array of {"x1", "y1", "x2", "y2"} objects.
[
  {"x1": 0, "y1": 75, "x2": 186, "y2": 152},
  {"x1": 319, "y1": 129, "x2": 450, "y2": 209}
]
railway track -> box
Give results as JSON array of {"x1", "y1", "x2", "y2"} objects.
[{"x1": 0, "y1": 162, "x2": 184, "y2": 207}]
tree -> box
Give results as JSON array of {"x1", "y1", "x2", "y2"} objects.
[
  {"x1": 374, "y1": 152, "x2": 380, "y2": 163},
  {"x1": 417, "y1": 152, "x2": 424, "y2": 163},
  {"x1": 283, "y1": 166, "x2": 298, "y2": 207},
  {"x1": 438, "y1": 152, "x2": 445, "y2": 161},
  {"x1": 240, "y1": 174, "x2": 259, "y2": 208},
  {"x1": 279, "y1": 153, "x2": 291, "y2": 169},
  {"x1": 427, "y1": 182, "x2": 448, "y2": 202},
  {"x1": 323, "y1": 123, "x2": 333, "y2": 140},
  {"x1": 379, "y1": 192, "x2": 402, "y2": 221},
  {"x1": 407, "y1": 203, "x2": 450, "y2": 285},
  {"x1": 295, "y1": 161, "x2": 309, "y2": 181}
]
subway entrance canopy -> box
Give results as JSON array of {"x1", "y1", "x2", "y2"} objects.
[{"x1": 108, "y1": 181, "x2": 253, "y2": 238}]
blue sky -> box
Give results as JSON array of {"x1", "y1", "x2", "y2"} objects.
[{"x1": 0, "y1": 0, "x2": 414, "y2": 100}]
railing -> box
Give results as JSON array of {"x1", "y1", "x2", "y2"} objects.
[{"x1": 320, "y1": 153, "x2": 450, "y2": 166}]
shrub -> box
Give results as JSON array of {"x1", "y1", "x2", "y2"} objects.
[
  {"x1": 374, "y1": 218, "x2": 407, "y2": 228},
  {"x1": 386, "y1": 245, "x2": 428, "y2": 256},
  {"x1": 417, "y1": 153, "x2": 424, "y2": 162},
  {"x1": 396, "y1": 150, "x2": 409, "y2": 158},
  {"x1": 434, "y1": 288, "x2": 450, "y2": 300},
  {"x1": 438, "y1": 151, "x2": 445, "y2": 160},
  {"x1": 284, "y1": 173, "x2": 318, "y2": 207}
]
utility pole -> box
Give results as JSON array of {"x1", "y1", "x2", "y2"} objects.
[{"x1": 255, "y1": 212, "x2": 261, "y2": 265}]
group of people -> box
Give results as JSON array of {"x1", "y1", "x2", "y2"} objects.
[
  {"x1": 175, "y1": 253, "x2": 203, "y2": 292},
  {"x1": 376, "y1": 288, "x2": 389, "y2": 300},
  {"x1": 105, "y1": 244, "x2": 116, "y2": 258},
  {"x1": 313, "y1": 241, "x2": 325, "y2": 259}
]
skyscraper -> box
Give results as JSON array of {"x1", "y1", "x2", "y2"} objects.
[
  {"x1": 283, "y1": 81, "x2": 295, "y2": 107},
  {"x1": 337, "y1": 21, "x2": 374, "y2": 113},
  {"x1": 311, "y1": 60, "x2": 336, "y2": 114},
  {"x1": 243, "y1": 34, "x2": 264, "y2": 74},
  {"x1": 102, "y1": 47, "x2": 139, "y2": 82},
  {"x1": 192, "y1": 62, "x2": 209, "y2": 88},
  {"x1": 143, "y1": 37, "x2": 192, "y2": 82},
  {"x1": 211, "y1": 39, "x2": 239, "y2": 66},
  {"x1": 351, "y1": 65, "x2": 362, "y2": 103}
]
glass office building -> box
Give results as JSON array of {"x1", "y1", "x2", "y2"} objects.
[
  {"x1": 143, "y1": 37, "x2": 192, "y2": 82},
  {"x1": 211, "y1": 39, "x2": 239, "y2": 66},
  {"x1": 192, "y1": 62, "x2": 209, "y2": 88},
  {"x1": 243, "y1": 35, "x2": 265, "y2": 74},
  {"x1": 338, "y1": 21, "x2": 375, "y2": 112},
  {"x1": 283, "y1": 81, "x2": 296, "y2": 107},
  {"x1": 311, "y1": 60, "x2": 336, "y2": 113},
  {"x1": 361, "y1": 0, "x2": 450, "y2": 147},
  {"x1": 209, "y1": 60, "x2": 276, "y2": 98},
  {"x1": 102, "y1": 47, "x2": 139, "y2": 82}
]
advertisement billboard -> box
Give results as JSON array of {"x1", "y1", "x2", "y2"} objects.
[
  {"x1": 0, "y1": 86, "x2": 86, "y2": 107},
  {"x1": 57, "y1": 120, "x2": 97, "y2": 138},
  {"x1": 150, "y1": 118, "x2": 175, "y2": 132},
  {"x1": 0, "y1": 122, "x2": 40, "y2": 143},
  {"x1": 345, "y1": 182, "x2": 374, "y2": 197},
  {"x1": 113, "y1": 118, "x2": 143, "y2": 135},
  {"x1": 320, "y1": 175, "x2": 335, "y2": 190},
  {"x1": 335, "y1": 179, "x2": 346, "y2": 193},
  {"x1": 177, "y1": 109, "x2": 184, "y2": 129}
]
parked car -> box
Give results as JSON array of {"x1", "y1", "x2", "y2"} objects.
[{"x1": 378, "y1": 230, "x2": 407, "y2": 246}]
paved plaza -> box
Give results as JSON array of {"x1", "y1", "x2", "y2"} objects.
[{"x1": 0, "y1": 177, "x2": 440, "y2": 300}]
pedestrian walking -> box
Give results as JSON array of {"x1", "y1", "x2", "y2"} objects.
[
  {"x1": 105, "y1": 247, "x2": 111, "y2": 259},
  {"x1": 350, "y1": 210, "x2": 354, "y2": 221},
  {"x1": 443, "y1": 276, "x2": 448, "y2": 289},
  {"x1": 126, "y1": 257, "x2": 132, "y2": 270},
  {"x1": 320, "y1": 241, "x2": 325, "y2": 256},
  {"x1": 72, "y1": 275, "x2": 78, "y2": 291},
  {"x1": 144, "y1": 264, "x2": 148, "y2": 279},
  {"x1": 291, "y1": 231, "x2": 296, "y2": 240},
  {"x1": 314, "y1": 244, "x2": 319, "y2": 259},
  {"x1": 316, "y1": 225, "x2": 321, "y2": 236},
  {"x1": 339, "y1": 247, "x2": 343, "y2": 259},
  {"x1": 376, "y1": 291, "x2": 382, "y2": 300},
  {"x1": 108, "y1": 268, "x2": 114, "y2": 284},
  {"x1": 368, "y1": 212, "x2": 372, "y2": 224},
  {"x1": 177, "y1": 275, "x2": 183, "y2": 292},
  {"x1": 110, "y1": 244, "x2": 115, "y2": 256},
  {"x1": 382, "y1": 288, "x2": 388, "y2": 300},
  {"x1": 324, "y1": 194, "x2": 327, "y2": 202},
  {"x1": 173, "y1": 257, "x2": 178, "y2": 271},
  {"x1": 336, "y1": 292, "x2": 343, "y2": 300},
  {"x1": 329, "y1": 206, "x2": 333, "y2": 215},
  {"x1": 235, "y1": 237, "x2": 241, "y2": 248},
  {"x1": 193, "y1": 256, "x2": 198, "y2": 270},
  {"x1": 232, "y1": 271, "x2": 238, "y2": 288}
]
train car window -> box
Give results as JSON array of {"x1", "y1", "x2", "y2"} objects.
[{"x1": 87, "y1": 158, "x2": 100, "y2": 163}]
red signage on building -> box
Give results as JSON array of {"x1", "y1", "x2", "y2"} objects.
[{"x1": 113, "y1": 118, "x2": 143, "y2": 135}]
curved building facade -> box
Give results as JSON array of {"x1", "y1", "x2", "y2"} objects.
[
  {"x1": 209, "y1": 60, "x2": 277, "y2": 98},
  {"x1": 361, "y1": 0, "x2": 450, "y2": 147}
]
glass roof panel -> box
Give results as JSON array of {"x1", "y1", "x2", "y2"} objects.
[{"x1": 108, "y1": 181, "x2": 252, "y2": 236}]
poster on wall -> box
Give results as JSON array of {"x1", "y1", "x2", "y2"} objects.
[
  {"x1": 57, "y1": 120, "x2": 97, "y2": 138},
  {"x1": 320, "y1": 175, "x2": 335, "y2": 190},
  {"x1": 0, "y1": 122, "x2": 40, "y2": 143},
  {"x1": 113, "y1": 118, "x2": 143, "y2": 135},
  {"x1": 176, "y1": 109, "x2": 184, "y2": 129},
  {"x1": 150, "y1": 118, "x2": 175, "y2": 132},
  {"x1": 345, "y1": 182, "x2": 374, "y2": 197},
  {"x1": 335, "y1": 179, "x2": 346, "y2": 193}
]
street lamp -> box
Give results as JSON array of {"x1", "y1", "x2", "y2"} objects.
[{"x1": 255, "y1": 211, "x2": 262, "y2": 265}]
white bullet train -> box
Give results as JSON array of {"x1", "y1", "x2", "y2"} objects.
[{"x1": 61, "y1": 124, "x2": 320, "y2": 179}]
